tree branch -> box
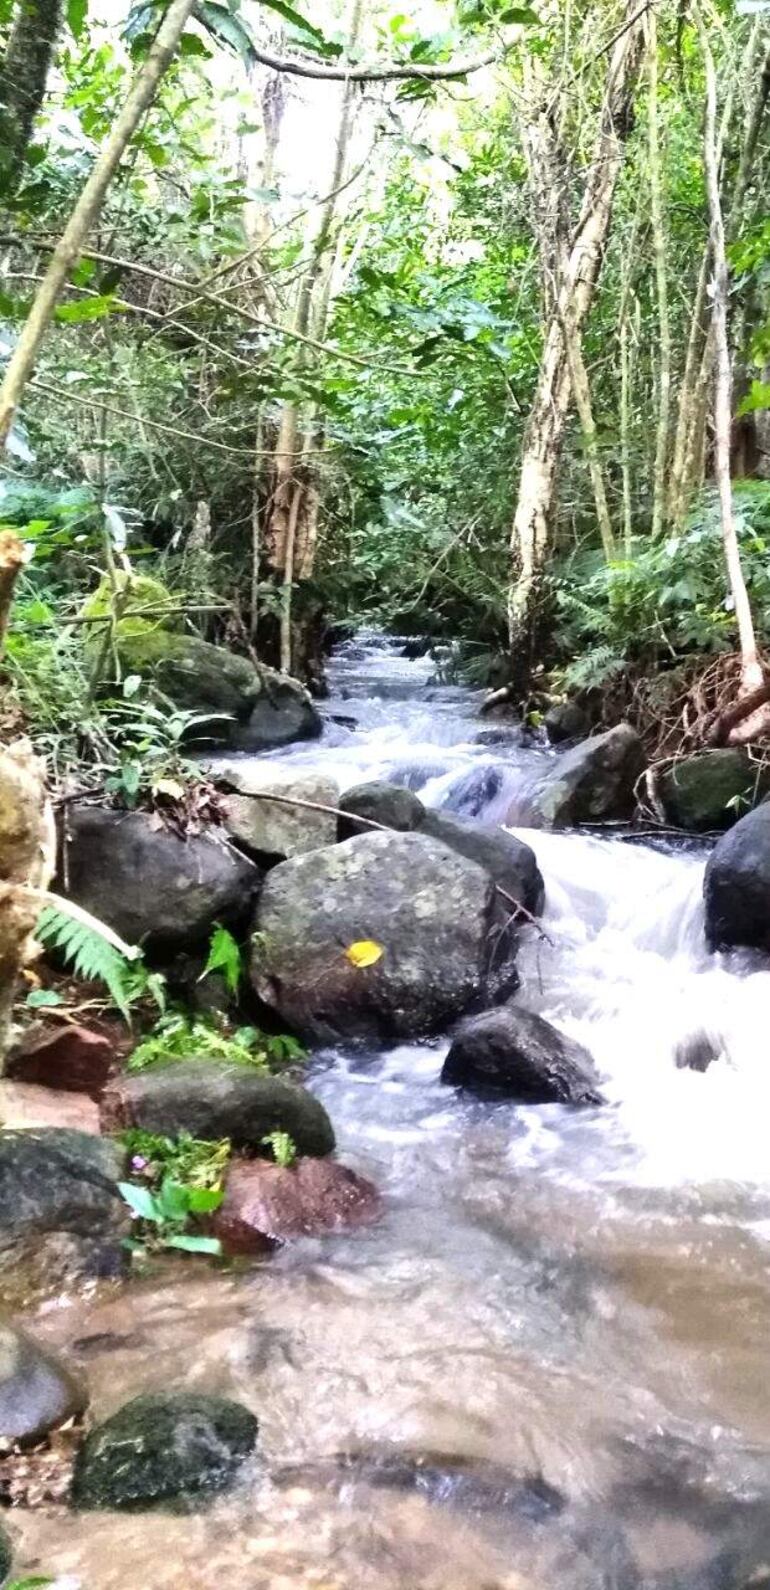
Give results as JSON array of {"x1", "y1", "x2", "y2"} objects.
[{"x1": 245, "y1": 43, "x2": 506, "y2": 83}]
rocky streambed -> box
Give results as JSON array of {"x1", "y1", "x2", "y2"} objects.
[{"x1": 3, "y1": 633, "x2": 770, "y2": 1589}]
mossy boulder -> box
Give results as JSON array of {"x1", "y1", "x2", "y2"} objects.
[
  {"x1": 72, "y1": 1392, "x2": 258, "y2": 1510},
  {"x1": 115, "y1": 630, "x2": 261, "y2": 721},
  {"x1": 81, "y1": 572, "x2": 180, "y2": 639},
  {"x1": 659, "y1": 750, "x2": 770, "y2": 832},
  {"x1": 100, "y1": 1062, "x2": 335, "y2": 1158}
]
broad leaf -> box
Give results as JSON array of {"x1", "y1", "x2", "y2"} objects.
[
  {"x1": 186, "y1": 1186, "x2": 224, "y2": 1213},
  {"x1": 200, "y1": 923, "x2": 242, "y2": 995},
  {"x1": 165, "y1": 1233, "x2": 222, "y2": 1255},
  {"x1": 256, "y1": 0, "x2": 328, "y2": 45},
  {"x1": 55, "y1": 295, "x2": 124, "y2": 325},
  {"x1": 118, "y1": 1181, "x2": 161, "y2": 1222},
  {"x1": 66, "y1": 0, "x2": 87, "y2": 36},
  {"x1": 346, "y1": 939, "x2": 384, "y2": 968}
]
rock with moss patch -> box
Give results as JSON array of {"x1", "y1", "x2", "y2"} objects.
[
  {"x1": 659, "y1": 749, "x2": 770, "y2": 832},
  {"x1": 81, "y1": 572, "x2": 179, "y2": 639},
  {"x1": 508, "y1": 724, "x2": 645, "y2": 829},
  {"x1": 100, "y1": 1062, "x2": 335, "y2": 1157},
  {"x1": 221, "y1": 771, "x2": 338, "y2": 860},
  {"x1": 72, "y1": 1392, "x2": 258, "y2": 1510},
  {"x1": 114, "y1": 631, "x2": 262, "y2": 723}
]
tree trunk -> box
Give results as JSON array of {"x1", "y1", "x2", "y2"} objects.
[
  {"x1": 0, "y1": 0, "x2": 198, "y2": 447},
  {"x1": 0, "y1": 0, "x2": 62, "y2": 196},
  {"x1": 695, "y1": 1, "x2": 762, "y2": 700},
  {"x1": 562, "y1": 307, "x2": 616, "y2": 561},
  {"x1": 647, "y1": 5, "x2": 671, "y2": 539},
  {"x1": 0, "y1": 533, "x2": 51, "y2": 1068},
  {"x1": 506, "y1": 0, "x2": 646, "y2": 694}
]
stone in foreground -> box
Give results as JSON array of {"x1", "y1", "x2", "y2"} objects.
[
  {"x1": 6, "y1": 1022, "x2": 114, "y2": 1098},
  {"x1": 59, "y1": 807, "x2": 258, "y2": 949},
  {"x1": 212, "y1": 1157, "x2": 380, "y2": 1253},
  {"x1": 704, "y1": 801, "x2": 770, "y2": 951},
  {"x1": 441, "y1": 1005, "x2": 603, "y2": 1105},
  {"x1": 252, "y1": 829, "x2": 507, "y2": 1042},
  {"x1": 0, "y1": 1129, "x2": 128, "y2": 1305},
  {"x1": 0, "y1": 1323, "x2": 87, "y2": 1446},
  {"x1": 71, "y1": 1392, "x2": 258, "y2": 1510},
  {"x1": 508, "y1": 724, "x2": 645, "y2": 829},
  {"x1": 100, "y1": 1062, "x2": 335, "y2": 1159},
  {"x1": 221, "y1": 771, "x2": 338, "y2": 860}
]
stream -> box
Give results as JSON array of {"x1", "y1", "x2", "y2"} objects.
[{"x1": 16, "y1": 631, "x2": 770, "y2": 1589}]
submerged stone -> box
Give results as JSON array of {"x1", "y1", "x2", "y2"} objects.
[
  {"x1": 0, "y1": 1323, "x2": 87, "y2": 1446},
  {"x1": 442, "y1": 1004, "x2": 603, "y2": 1105},
  {"x1": 72, "y1": 1392, "x2": 258, "y2": 1509}
]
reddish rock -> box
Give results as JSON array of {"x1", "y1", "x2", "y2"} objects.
[
  {"x1": 7, "y1": 1023, "x2": 115, "y2": 1099},
  {"x1": 212, "y1": 1157, "x2": 380, "y2": 1254}
]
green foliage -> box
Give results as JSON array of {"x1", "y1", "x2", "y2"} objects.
[
  {"x1": 200, "y1": 923, "x2": 242, "y2": 996},
  {"x1": 121, "y1": 1126, "x2": 231, "y2": 1186},
  {"x1": 34, "y1": 902, "x2": 166, "y2": 1022},
  {"x1": 118, "y1": 1127, "x2": 230, "y2": 1259},
  {"x1": 126, "y1": 1010, "x2": 305, "y2": 1073},
  {"x1": 261, "y1": 1130, "x2": 298, "y2": 1168}
]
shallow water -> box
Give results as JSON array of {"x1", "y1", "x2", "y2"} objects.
[{"x1": 14, "y1": 632, "x2": 770, "y2": 1589}]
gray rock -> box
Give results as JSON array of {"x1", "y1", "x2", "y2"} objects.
[
  {"x1": 233, "y1": 674, "x2": 322, "y2": 752},
  {"x1": 704, "y1": 801, "x2": 770, "y2": 950},
  {"x1": 659, "y1": 749, "x2": 770, "y2": 832},
  {"x1": 252, "y1": 830, "x2": 507, "y2": 1042},
  {"x1": 72, "y1": 1392, "x2": 258, "y2": 1509},
  {"x1": 100, "y1": 1063, "x2": 335, "y2": 1158},
  {"x1": 0, "y1": 1130, "x2": 128, "y2": 1304},
  {"x1": 59, "y1": 807, "x2": 259, "y2": 950},
  {"x1": 337, "y1": 781, "x2": 425, "y2": 838},
  {"x1": 221, "y1": 773, "x2": 338, "y2": 861},
  {"x1": 441, "y1": 1005, "x2": 603, "y2": 1105},
  {"x1": 0, "y1": 1323, "x2": 87, "y2": 1445},
  {"x1": 115, "y1": 632, "x2": 261, "y2": 722},
  {"x1": 420, "y1": 810, "x2": 544, "y2": 916},
  {"x1": 544, "y1": 701, "x2": 590, "y2": 745},
  {"x1": 509, "y1": 724, "x2": 645, "y2": 829}
]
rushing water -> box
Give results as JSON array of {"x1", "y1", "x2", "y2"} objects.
[{"x1": 15, "y1": 632, "x2": 770, "y2": 1589}]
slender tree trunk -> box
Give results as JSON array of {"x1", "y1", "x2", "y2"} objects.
[
  {"x1": 647, "y1": 5, "x2": 671, "y2": 538},
  {"x1": 506, "y1": 0, "x2": 646, "y2": 693},
  {"x1": 0, "y1": 0, "x2": 62, "y2": 195},
  {"x1": 695, "y1": 1, "x2": 762, "y2": 697},
  {"x1": 562, "y1": 309, "x2": 616, "y2": 560},
  {"x1": 0, "y1": 0, "x2": 198, "y2": 447}
]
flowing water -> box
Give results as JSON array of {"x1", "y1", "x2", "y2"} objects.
[{"x1": 15, "y1": 632, "x2": 770, "y2": 1589}]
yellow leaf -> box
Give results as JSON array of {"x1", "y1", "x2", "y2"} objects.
[
  {"x1": 154, "y1": 777, "x2": 185, "y2": 800},
  {"x1": 345, "y1": 939, "x2": 384, "y2": 968}
]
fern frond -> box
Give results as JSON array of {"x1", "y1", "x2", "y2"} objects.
[{"x1": 35, "y1": 903, "x2": 136, "y2": 1019}]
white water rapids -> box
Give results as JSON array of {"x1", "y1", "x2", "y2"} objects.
[{"x1": 17, "y1": 630, "x2": 770, "y2": 1590}]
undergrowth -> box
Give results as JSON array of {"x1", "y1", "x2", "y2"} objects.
[{"x1": 126, "y1": 1011, "x2": 306, "y2": 1073}]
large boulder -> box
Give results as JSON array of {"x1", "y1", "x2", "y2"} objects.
[
  {"x1": 233, "y1": 673, "x2": 322, "y2": 752},
  {"x1": 704, "y1": 801, "x2": 770, "y2": 950},
  {"x1": 659, "y1": 750, "x2": 770, "y2": 832},
  {"x1": 544, "y1": 701, "x2": 590, "y2": 745},
  {"x1": 115, "y1": 631, "x2": 261, "y2": 722},
  {"x1": 420, "y1": 810, "x2": 544, "y2": 916},
  {"x1": 0, "y1": 1323, "x2": 87, "y2": 1445},
  {"x1": 71, "y1": 1392, "x2": 258, "y2": 1510},
  {"x1": 212, "y1": 1157, "x2": 380, "y2": 1253},
  {"x1": 251, "y1": 830, "x2": 512, "y2": 1042},
  {"x1": 509, "y1": 724, "x2": 645, "y2": 829},
  {"x1": 441, "y1": 1005, "x2": 603, "y2": 1105},
  {"x1": 221, "y1": 771, "x2": 338, "y2": 861},
  {"x1": 0, "y1": 1129, "x2": 128, "y2": 1303},
  {"x1": 100, "y1": 1063, "x2": 335, "y2": 1158},
  {"x1": 59, "y1": 807, "x2": 259, "y2": 950},
  {"x1": 337, "y1": 782, "x2": 425, "y2": 838}
]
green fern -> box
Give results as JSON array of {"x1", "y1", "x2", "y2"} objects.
[
  {"x1": 562, "y1": 644, "x2": 627, "y2": 692},
  {"x1": 35, "y1": 904, "x2": 136, "y2": 1020}
]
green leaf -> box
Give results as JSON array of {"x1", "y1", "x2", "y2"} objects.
[
  {"x1": 55, "y1": 295, "x2": 124, "y2": 325},
  {"x1": 24, "y1": 988, "x2": 64, "y2": 1008},
  {"x1": 157, "y1": 1177, "x2": 191, "y2": 1221},
  {"x1": 738, "y1": 380, "x2": 770, "y2": 417},
  {"x1": 66, "y1": 0, "x2": 87, "y2": 36},
  {"x1": 255, "y1": 0, "x2": 328, "y2": 44},
  {"x1": 118, "y1": 1181, "x2": 162, "y2": 1222},
  {"x1": 196, "y1": 0, "x2": 257, "y2": 63},
  {"x1": 199, "y1": 923, "x2": 242, "y2": 995},
  {"x1": 499, "y1": 6, "x2": 538, "y2": 19},
  {"x1": 186, "y1": 1185, "x2": 224, "y2": 1213},
  {"x1": 165, "y1": 1233, "x2": 222, "y2": 1254}
]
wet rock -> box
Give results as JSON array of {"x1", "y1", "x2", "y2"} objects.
[
  {"x1": 100, "y1": 1062, "x2": 335, "y2": 1158},
  {"x1": 674, "y1": 1029, "x2": 722, "y2": 1073},
  {"x1": 212, "y1": 1157, "x2": 380, "y2": 1253},
  {"x1": 337, "y1": 780, "x2": 425, "y2": 838},
  {"x1": 0, "y1": 1323, "x2": 87, "y2": 1446},
  {"x1": 420, "y1": 810, "x2": 544, "y2": 917},
  {"x1": 441, "y1": 1005, "x2": 603, "y2": 1105},
  {"x1": 0, "y1": 1130, "x2": 128, "y2": 1302},
  {"x1": 6, "y1": 1023, "x2": 114, "y2": 1098},
  {"x1": 510, "y1": 724, "x2": 645, "y2": 829},
  {"x1": 221, "y1": 772, "x2": 338, "y2": 861},
  {"x1": 278, "y1": 1447, "x2": 565, "y2": 1521},
  {"x1": 71, "y1": 1392, "x2": 258, "y2": 1510},
  {"x1": 0, "y1": 1521, "x2": 10, "y2": 1583},
  {"x1": 251, "y1": 830, "x2": 504, "y2": 1042},
  {"x1": 114, "y1": 631, "x2": 261, "y2": 723},
  {"x1": 232, "y1": 673, "x2": 322, "y2": 752},
  {"x1": 544, "y1": 701, "x2": 590, "y2": 746},
  {"x1": 659, "y1": 749, "x2": 770, "y2": 832},
  {"x1": 59, "y1": 807, "x2": 259, "y2": 950},
  {"x1": 473, "y1": 725, "x2": 524, "y2": 748},
  {"x1": 704, "y1": 801, "x2": 770, "y2": 951},
  {"x1": 442, "y1": 763, "x2": 505, "y2": 818}
]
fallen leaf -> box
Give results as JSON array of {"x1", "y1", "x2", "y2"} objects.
[{"x1": 345, "y1": 939, "x2": 384, "y2": 968}]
